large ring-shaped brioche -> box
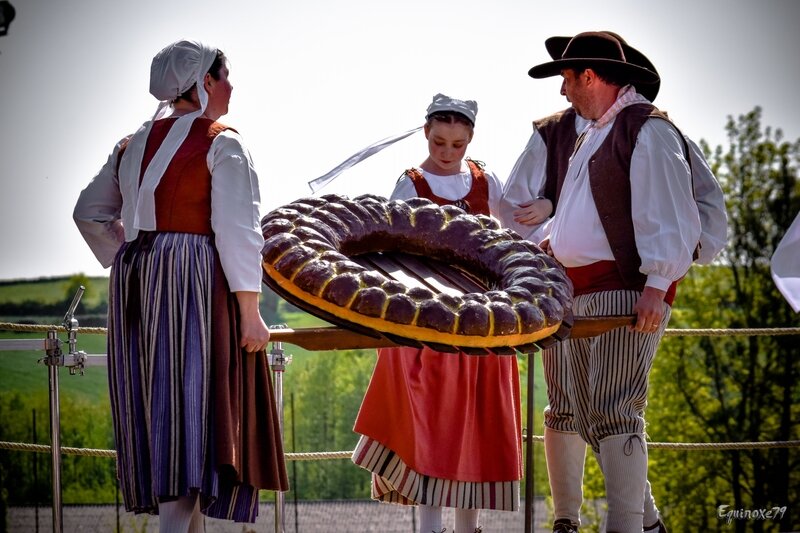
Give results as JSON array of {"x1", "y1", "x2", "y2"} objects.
[{"x1": 261, "y1": 194, "x2": 573, "y2": 350}]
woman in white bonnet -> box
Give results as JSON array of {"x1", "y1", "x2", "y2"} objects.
[{"x1": 74, "y1": 39, "x2": 288, "y2": 530}]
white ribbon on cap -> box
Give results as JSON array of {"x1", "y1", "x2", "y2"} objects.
[
  {"x1": 307, "y1": 94, "x2": 478, "y2": 194},
  {"x1": 307, "y1": 126, "x2": 422, "y2": 194},
  {"x1": 118, "y1": 40, "x2": 218, "y2": 241}
]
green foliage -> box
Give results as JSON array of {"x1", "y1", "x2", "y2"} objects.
[
  {"x1": 647, "y1": 107, "x2": 800, "y2": 532},
  {"x1": 285, "y1": 348, "x2": 373, "y2": 500},
  {"x1": 0, "y1": 275, "x2": 109, "y2": 327},
  {"x1": 0, "y1": 391, "x2": 116, "y2": 505}
]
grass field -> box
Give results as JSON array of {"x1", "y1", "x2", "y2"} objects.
[
  {"x1": 0, "y1": 275, "x2": 109, "y2": 308},
  {"x1": 0, "y1": 330, "x2": 110, "y2": 402}
]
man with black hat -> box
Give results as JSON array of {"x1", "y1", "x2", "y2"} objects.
[
  {"x1": 517, "y1": 31, "x2": 702, "y2": 533},
  {"x1": 499, "y1": 32, "x2": 727, "y2": 533}
]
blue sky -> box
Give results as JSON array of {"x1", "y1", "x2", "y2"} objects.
[{"x1": 0, "y1": 0, "x2": 798, "y2": 279}]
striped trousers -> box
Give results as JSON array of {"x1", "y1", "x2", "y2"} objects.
[{"x1": 544, "y1": 290, "x2": 669, "y2": 451}]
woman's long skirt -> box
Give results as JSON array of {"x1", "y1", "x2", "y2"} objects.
[
  {"x1": 352, "y1": 346, "x2": 523, "y2": 511},
  {"x1": 108, "y1": 232, "x2": 288, "y2": 522}
]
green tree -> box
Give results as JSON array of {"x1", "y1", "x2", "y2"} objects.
[
  {"x1": 647, "y1": 107, "x2": 800, "y2": 532},
  {"x1": 288, "y1": 348, "x2": 375, "y2": 500},
  {"x1": 63, "y1": 274, "x2": 92, "y2": 306}
]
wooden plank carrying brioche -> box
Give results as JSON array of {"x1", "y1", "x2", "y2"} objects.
[{"x1": 260, "y1": 194, "x2": 574, "y2": 351}]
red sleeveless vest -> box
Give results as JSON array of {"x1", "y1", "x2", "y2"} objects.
[
  {"x1": 405, "y1": 159, "x2": 490, "y2": 216},
  {"x1": 138, "y1": 117, "x2": 235, "y2": 235}
]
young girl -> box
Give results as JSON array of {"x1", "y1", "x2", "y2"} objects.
[{"x1": 351, "y1": 94, "x2": 521, "y2": 533}]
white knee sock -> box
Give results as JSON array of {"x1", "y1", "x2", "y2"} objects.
[
  {"x1": 598, "y1": 449, "x2": 660, "y2": 528},
  {"x1": 419, "y1": 504, "x2": 443, "y2": 533},
  {"x1": 159, "y1": 495, "x2": 198, "y2": 533},
  {"x1": 454, "y1": 508, "x2": 480, "y2": 532},
  {"x1": 599, "y1": 434, "x2": 647, "y2": 533},
  {"x1": 545, "y1": 427, "x2": 586, "y2": 526}
]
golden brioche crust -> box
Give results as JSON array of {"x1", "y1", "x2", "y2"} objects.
[{"x1": 261, "y1": 194, "x2": 573, "y2": 350}]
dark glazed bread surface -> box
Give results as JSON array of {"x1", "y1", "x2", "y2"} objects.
[{"x1": 261, "y1": 194, "x2": 573, "y2": 346}]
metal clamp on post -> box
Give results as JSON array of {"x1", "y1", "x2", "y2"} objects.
[
  {"x1": 0, "y1": 284, "x2": 94, "y2": 532},
  {"x1": 61, "y1": 286, "x2": 87, "y2": 376},
  {"x1": 39, "y1": 330, "x2": 63, "y2": 367},
  {"x1": 268, "y1": 323, "x2": 293, "y2": 371}
]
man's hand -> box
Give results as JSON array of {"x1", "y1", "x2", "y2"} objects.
[{"x1": 631, "y1": 286, "x2": 667, "y2": 333}]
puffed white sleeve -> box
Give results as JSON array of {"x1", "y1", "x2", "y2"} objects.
[
  {"x1": 73, "y1": 137, "x2": 129, "y2": 268},
  {"x1": 497, "y1": 131, "x2": 548, "y2": 239},
  {"x1": 630, "y1": 120, "x2": 702, "y2": 291},
  {"x1": 389, "y1": 173, "x2": 417, "y2": 201},
  {"x1": 485, "y1": 168, "x2": 505, "y2": 219},
  {"x1": 208, "y1": 129, "x2": 265, "y2": 293},
  {"x1": 686, "y1": 136, "x2": 728, "y2": 264}
]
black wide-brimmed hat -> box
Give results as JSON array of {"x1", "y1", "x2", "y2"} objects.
[
  {"x1": 542, "y1": 31, "x2": 660, "y2": 102},
  {"x1": 528, "y1": 31, "x2": 659, "y2": 87}
]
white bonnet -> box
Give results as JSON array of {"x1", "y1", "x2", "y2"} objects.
[
  {"x1": 149, "y1": 39, "x2": 219, "y2": 103},
  {"x1": 425, "y1": 93, "x2": 478, "y2": 125}
]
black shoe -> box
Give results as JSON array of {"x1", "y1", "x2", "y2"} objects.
[
  {"x1": 553, "y1": 518, "x2": 579, "y2": 533},
  {"x1": 644, "y1": 518, "x2": 668, "y2": 533}
]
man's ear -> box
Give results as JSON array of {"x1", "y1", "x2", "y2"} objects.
[{"x1": 583, "y1": 68, "x2": 597, "y2": 85}]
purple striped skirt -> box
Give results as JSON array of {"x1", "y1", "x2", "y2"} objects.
[{"x1": 108, "y1": 232, "x2": 259, "y2": 522}]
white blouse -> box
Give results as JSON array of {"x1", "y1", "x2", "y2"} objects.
[{"x1": 73, "y1": 128, "x2": 264, "y2": 293}]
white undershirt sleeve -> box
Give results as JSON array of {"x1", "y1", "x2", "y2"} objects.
[
  {"x1": 630, "y1": 120, "x2": 702, "y2": 290},
  {"x1": 73, "y1": 137, "x2": 129, "y2": 267},
  {"x1": 685, "y1": 137, "x2": 728, "y2": 264},
  {"x1": 497, "y1": 132, "x2": 548, "y2": 240},
  {"x1": 208, "y1": 130, "x2": 265, "y2": 293}
]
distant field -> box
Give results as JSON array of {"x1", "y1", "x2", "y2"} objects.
[
  {"x1": 0, "y1": 275, "x2": 109, "y2": 308},
  {"x1": 0, "y1": 330, "x2": 110, "y2": 401}
]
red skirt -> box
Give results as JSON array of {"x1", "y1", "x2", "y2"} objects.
[{"x1": 353, "y1": 346, "x2": 523, "y2": 483}]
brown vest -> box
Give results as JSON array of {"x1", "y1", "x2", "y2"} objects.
[
  {"x1": 533, "y1": 107, "x2": 578, "y2": 212},
  {"x1": 405, "y1": 159, "x2": 490, "y2": 216},
  {"x1": 138, "y1": 117, "x2": 235, "y2": 235},
  {"x1": 540, "y1": 104, "x2": 685, "y2": 290}
]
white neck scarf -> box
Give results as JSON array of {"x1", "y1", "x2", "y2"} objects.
[{"x1": 118, "y1": 40, "x2": 218, "y2": 240}]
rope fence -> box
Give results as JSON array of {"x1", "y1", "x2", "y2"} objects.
[
  {"x1": 2, "y1": 437, "x2": 799, "y2": 462},
  {"x1": 1, "y1": 321, "x2": 799, "y2": 463}
]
